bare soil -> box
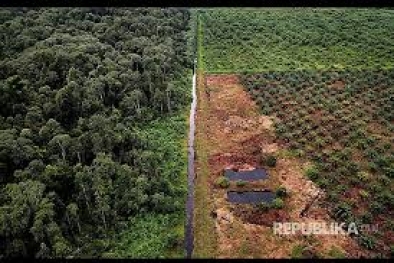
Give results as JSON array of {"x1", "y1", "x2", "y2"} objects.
[
  {"x1": 328, "y1": 80, "x2": 346, "y2": 89},
  {"x1": 197, "y1": 74, "x2": 369, "y2": 258}
]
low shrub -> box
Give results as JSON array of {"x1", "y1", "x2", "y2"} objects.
[
  {"x1": 385, "y1": 167, "x2": 394, "y2": 179},
  {"x1": 327, "y1": 246, "x2": 346, "y2": 259},
  {"x1": 305, "y1": 165, "x2": 319, "y2": 180},
  {"x1": 316, "y1": 178, "x2": 328, "y2": 188},
  {"x1": 271, "y1": 197, "x2": 284, "y2": 209},
  {"x1": 369, "y1": 201, "x2": 384, "y2": 215},
  {"x1": 256, "y1": 201, "x2": 270, "y2": 212},
  {"x1": 215, "y1": 176, "x2": 230, "y2": 188},
  {"x1": 290, "y1": 244, "x2": 315, "y2": 259},
  {"x1": 263, "y1": 154, "x2": 277, "y2": 167},
  {"x1": 358, "y1": 235, "x2": 376, "y2": 250},
  {"x1": 275, "y1": 186, "x2": 288, "y2": 198},
  {"x1": 361, "y1": 212, "x2": 373, "y2": 224},
  {"x1": 236, "y1": 180, "x2": 247, "y2": 187},
  {"x1": 359, "y1": 190, "x2": 370, "y2": 200},
  {"x1": 334, "y1": 202, "x2": 353, "y2": 221},
  {"x1": 356, "y1": 171, "x2": 370, "y2": 182}
]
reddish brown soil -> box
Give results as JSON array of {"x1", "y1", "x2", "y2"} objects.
[
  {"x1": 206, "y1": 74, "x2": 240, "y2": 86},
  {"x1": 198, "y1": 74, "x2": 369, "y2": 258},
  {"x1": 234, "y1": 206, "x2": 291, "y2": 227},
  {"x1": 329, "y1": 80, "x2": 346, "y2": 89}
]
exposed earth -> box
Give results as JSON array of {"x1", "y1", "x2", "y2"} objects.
[{"x1": 194, "y1": 74, "x2": 369, "y2": 258}]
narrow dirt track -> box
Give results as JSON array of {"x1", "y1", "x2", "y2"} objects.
[{"x1": 195, "y1": 74, "x2": 368, "y2": 258}]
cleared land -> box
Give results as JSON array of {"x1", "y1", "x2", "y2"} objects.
[
  {"x1": 194, "y1": 74, "x2": 368, "y2": 258},
  {"x1": 195, "y1": 8, "x2": 394, "y2": 258},
  {"x1": 242, "y1": 69, "x2": 394, "y2": 256}
]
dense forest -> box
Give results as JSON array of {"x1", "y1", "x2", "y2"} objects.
[{"x1": 0, "y1": 7, "x2": 193, "y2": 258}]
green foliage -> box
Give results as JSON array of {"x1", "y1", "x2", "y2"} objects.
[
  {"x1": 359, "y1": 189, "x2": 370, "y2": 200},
  {"x1": 215, "y1": 176, "x2": 230, "y2": 188},
  {"x1": 108, "y1": 214, "x2": 183, "y2": 258},
  {"x1": 262, "y1": 154, "x2": 277, "y2": 167},
  {"x1": 256, "y1": 201, "x2": 270, "y2": 212},
  {"x1": 271, "y1": 197, "x2": 284, "y2": 209},
  {"x1": 356, "y1": 171, "x2": 370, "y2": 182},
  {"x1": 358, "y1": 235, "x2": 376, "y2": 250},
  {"x1": 241, "y1": 67, "x2": 394, "y2": 255},
  {"x1": 256, "y1": 197, "x2": 284, "y2": 211},
  {"x1": 305, "y1": 165, "x2": 319, "y2": 180},
  {"x1": 275, "y1": 186, "x2": 288, "y2": 198},
  {"x1": 327, "y1": 246, "x2": 346, "y2": 259},
  {"x1": 235, "y1": 180, "x2": 247, "y2": 187},
  {"x1": 201, "y1": 8, "x2": 394, "y2": 73},
  {"x1": 391, "y1": 245, "x2": 394, "y2": 258},
  {"x1": 290, "y1": 244, "x2": 306, "y2": 259},
  {"x1": 0, "y1": 7, "x2": 193, "y2": 258}
]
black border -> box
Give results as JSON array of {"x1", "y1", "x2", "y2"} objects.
[
  {"x1": 1, "y1": 260, "x2": 391, "y2": 263},
  {"x1": 0, "y1": 0, "x2": 393, "y2": 7}
]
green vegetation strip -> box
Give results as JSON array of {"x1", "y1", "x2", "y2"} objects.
[
  {"x1": 200, "y1": 8, "x2": 394, "y2": 73},
  {"x1": 193, "y1": 71, "x2": 217, "y2": 258}
]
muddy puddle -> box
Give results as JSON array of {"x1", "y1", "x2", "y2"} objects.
[
  {"x1": 227, "y1": 190, "x2": 275, "y2": 204},
  {"x1": 224, "y1": 168, "x2": 268, "y2": 181}
]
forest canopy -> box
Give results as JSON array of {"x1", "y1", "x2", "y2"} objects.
[{"x1": 0, "y1": 7, "x2": 193, "y2": 258}]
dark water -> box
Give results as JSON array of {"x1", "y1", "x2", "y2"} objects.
[
  {"x1": 227, "y1": 191, "x2": 275, "y2": 204},
  {"x1": 224, "y1": 168, "x2": 268, "y2": 181},
  {"x1": 185, "y1": 60, "x2": 197, "y2": 258}
]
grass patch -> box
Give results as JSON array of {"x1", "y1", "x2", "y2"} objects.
[
  {"x1": 102, "y1": 113, "x2": 188, "y2": 258},
  {"x1": 215, "y1": 176, "x2": 230, "y2": 188},
  {"x1": 291, "y1": 244, "x2": 307, "y2": 259},
  {"x1": 107, "y1": 214, "x2": 183, "y2": 258},
  {"x1": 192, "y1": 70, "x2": 217, "y2": 258},
  {"x1": 236, "y1": 180, "x2": 247, "y2": 187},
  {"x1": 327, "y1": 246, "x2": 346, "y2": 259}
]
